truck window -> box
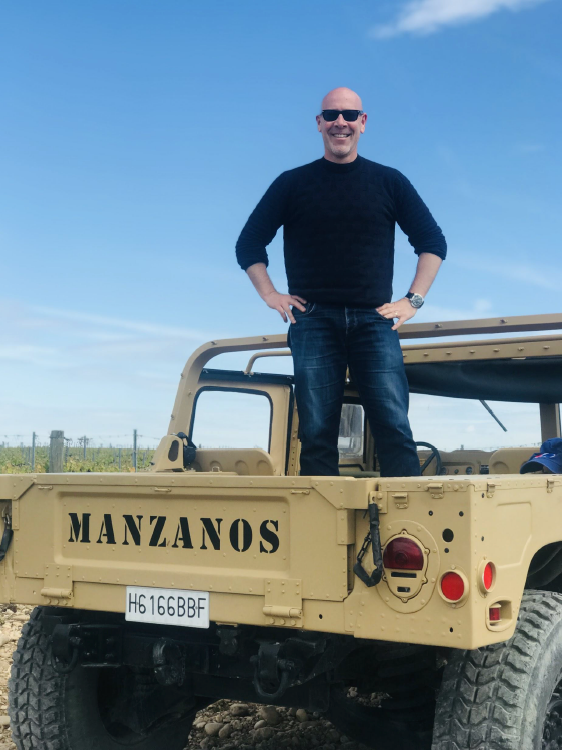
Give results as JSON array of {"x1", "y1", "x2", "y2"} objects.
[
  {"x1": 408, "y1": 394, "x2": 541, "y2": 451},
  {"x1": 191, "y1": 388, "x2": 272, "y2": 451}
]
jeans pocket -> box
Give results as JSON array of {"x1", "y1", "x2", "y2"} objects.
[
  {"x1": 374, "y1": 308, "x2": 393, "y2": 323},
  {"x1": 293, "y1": 301, "x2": 316, "y2": 318}
]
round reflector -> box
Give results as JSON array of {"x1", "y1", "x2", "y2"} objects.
[
  {"x1": 383, "y1": 537, "x2": 424, "y2": 571},
  {"x1": 483, "y1": 562, "x2": 494, "y2": 591},
  {"x1": 441, "y1": 571, "x2": 465, "y2": 601}
]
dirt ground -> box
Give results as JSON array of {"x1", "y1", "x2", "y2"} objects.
[{"x1": 0, "y1": 606, "x2": 368, "y2": 750}]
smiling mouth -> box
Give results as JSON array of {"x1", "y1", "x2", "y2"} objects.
[{"x1": 331, "y1": 133, "x2": 351, "y2": 139}]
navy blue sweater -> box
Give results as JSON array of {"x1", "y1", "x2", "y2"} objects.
[{"x1": 235, "y1": 155, "x2": 447, "y2": 308}]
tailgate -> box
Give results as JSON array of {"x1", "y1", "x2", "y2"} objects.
[{"x1": 7, "y1": 473, "x2": 373, "y2": 630}]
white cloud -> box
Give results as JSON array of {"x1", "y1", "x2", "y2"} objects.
[
  {"x1": 451, "y1": 255, "x2": 560, "y2": 293},
  {"x1": 31, "y1": 305, "x2": 211, "y2": 341},
  {"x1": 0, "y1": 345, "x2": 62, "y2": 367},
  {"x1": 372, "y1": 0, "x2": 550, "y2": 38}
]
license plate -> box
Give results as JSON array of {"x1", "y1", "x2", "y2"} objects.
[{"x1": 125, "y1": 586, "x2": 210, "y2": 628}]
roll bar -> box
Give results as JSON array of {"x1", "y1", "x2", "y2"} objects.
[{"x1": 168, "y1": 313, "x2": 562, "y2": 435}]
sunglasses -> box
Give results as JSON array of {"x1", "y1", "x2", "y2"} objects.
[{"x1": 321, "y1": 109, "x2": 364, "y2": 122}]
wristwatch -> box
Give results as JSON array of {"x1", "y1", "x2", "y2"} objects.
[{"x1": 406, "y1": 292, "x2": 424, "y2": 309}]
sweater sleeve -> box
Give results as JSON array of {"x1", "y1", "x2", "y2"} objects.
[
  {"x1": 235, "y1": 172, "x2": 290, "y2": 271},
  {"x1": 393, "y1": 171, "x2": 447, "y2": 260}
]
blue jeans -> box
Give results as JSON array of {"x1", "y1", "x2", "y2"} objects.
[{"x1": 288, "y1": 303, "x2": 420, "y2": 477}]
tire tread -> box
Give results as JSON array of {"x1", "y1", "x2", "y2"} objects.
[
  {"x1": 8, "y1": 608, "x2": 65, "y2": 750},
  {"x1": 432, "y1": 591, "x2": 562, "y2": 749}
]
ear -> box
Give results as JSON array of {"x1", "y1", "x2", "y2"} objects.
[
  {"x1": 316, "y1": 114, "x2": 323, "y2": 132},
  {"x1": 360, "y1": 113, "x2": 367, "y2": 134}
]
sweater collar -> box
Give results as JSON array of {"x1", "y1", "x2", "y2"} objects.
[{"x1": 320, "y1": 154, "x2": 363, "y2": 174}]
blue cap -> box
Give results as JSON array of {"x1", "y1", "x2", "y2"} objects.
[{"x1": 520, "y1": 438, "x2": 562, "y2": 474}]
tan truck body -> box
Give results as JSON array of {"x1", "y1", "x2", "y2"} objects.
[{"x1": 2, "y1": 312, "x2": 561, "y2": 651}]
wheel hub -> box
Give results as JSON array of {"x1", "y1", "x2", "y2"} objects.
[{"x1": 542, "y1": 687, "x2": 562, "y2": 749}]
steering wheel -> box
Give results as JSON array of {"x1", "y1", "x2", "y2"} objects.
[{"x1": 415, "y1": 441, "x2": 443, "y2": 476}]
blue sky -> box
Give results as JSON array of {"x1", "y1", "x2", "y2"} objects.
[{"x1": 1, "y1": 0, "x2": 560, "y2": 449}]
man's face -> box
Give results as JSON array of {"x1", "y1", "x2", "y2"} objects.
[{"x1": 316, "y1": 90, "x2": 367, "y2": 162}]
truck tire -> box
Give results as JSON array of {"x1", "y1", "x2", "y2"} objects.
[
  {"x1": 432, "y1": 590, "x2": 562, "y2": 750},
  {"x1": 9, "y1": 608, "x2": 197, "y2": 750}
]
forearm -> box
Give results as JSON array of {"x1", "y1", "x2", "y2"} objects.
[
  {"x1": 246, "y1": 263, "x2": 277, "y2": 301},
  {"x1": 409, "y1": 252, "x2": 443, "y2": 298}
]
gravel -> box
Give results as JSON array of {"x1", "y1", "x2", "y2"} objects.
[{"x1": 0, "y1": 605, "x2": 370, "y2": 750}]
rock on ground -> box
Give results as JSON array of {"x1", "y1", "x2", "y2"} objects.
[{"x1": 0, "y1": 605, "x2": 370, "y2": 750}]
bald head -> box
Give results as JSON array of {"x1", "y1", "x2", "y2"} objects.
[
  {"x1": 316, "y1": 87, "x2": 367, "y2": 164},
  {"x1": 321, "y1": 87, "x2": 363, "y2": 112}
]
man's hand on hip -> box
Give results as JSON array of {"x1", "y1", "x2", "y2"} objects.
[
  {"x1": 376, "y1": 298, "x2": 417, "y2": 330},
  {"x1": 264, "y1": 291, "x2": 307, "y2": 324}
]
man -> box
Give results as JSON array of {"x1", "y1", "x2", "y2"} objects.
[{"x1": 236, "y1": 87, "x2": 446, "y2": 477}]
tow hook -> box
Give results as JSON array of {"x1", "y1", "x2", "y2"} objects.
[
  {"x1": 153, "y1": 638, "x2": 185, "y2": 686},
  {"x1": 51, "y1": 624, "x2": 81, "y2": 674},
  {"x1": 50, "y1": 623, "x2": 122, "y2": 673},
  {"x1": 251, "y1": 642, "x2": 300, "y2": 700},
  {"x1": 353, "y1": 502, "x2": 384, "y2": 588}
]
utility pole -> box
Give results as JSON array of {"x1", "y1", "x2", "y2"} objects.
[
  {"x1": 31, "y1": 432, "x2": 36, "y2": 471},
  {"x1": 83, "y1": 436, "x2": 87, "y2": 461},
  {"x1": 133, "y1": 429, "x2": 138, "y2": 472},
  {"x1": 118, "y1": 447, "x2": 122, "y2": 471}
]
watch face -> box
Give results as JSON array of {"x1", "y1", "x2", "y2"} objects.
[{"x1": 409, "y1": 293, "x2": 424, "y2": 308}]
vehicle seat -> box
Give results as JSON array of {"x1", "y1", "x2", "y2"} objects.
[
  {"x1": 192, "y1": 448, "x2": 275, "y2": 476},
  {"x1": 339, "y1": 468, "x2": 380, "y2": 478},
  {"x1": 488, "y1": 446, "x2": 539, "y2": 474}
]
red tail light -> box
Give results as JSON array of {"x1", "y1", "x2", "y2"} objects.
[
  {"x1": 483, "y1": 563, "x2": 494, "y2": 591},
  {"x1": 441, "y1": 572, "x2": 465, "y2": 601},
  {"x1": 489, "y1": 605, "x2": 501, "y2": 622},
  {"x1": 383, "y1": 537, "x2": 424, "y2": 570}
]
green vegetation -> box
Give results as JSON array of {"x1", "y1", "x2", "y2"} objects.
[{"x1": 0, "y1": 445, "x2": 155, "y2": 474}]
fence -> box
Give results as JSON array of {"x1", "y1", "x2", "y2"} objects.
[{"x1": 0, "y1": 430, "x2": 159, "y2": 474}]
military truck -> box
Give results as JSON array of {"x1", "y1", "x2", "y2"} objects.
[{"x1": 2, "y1": 313, "x2": 562, "y2": 750}]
